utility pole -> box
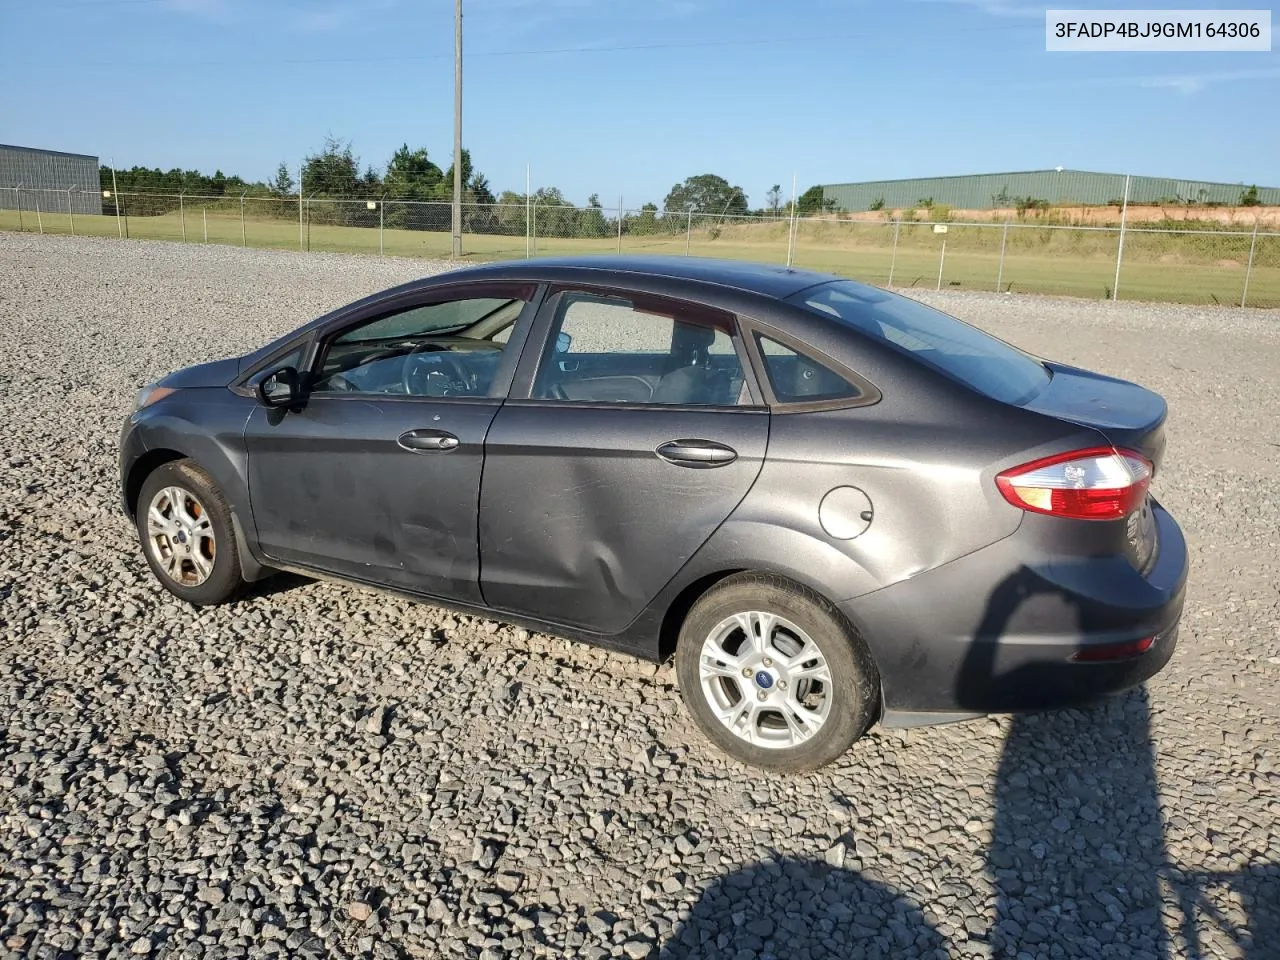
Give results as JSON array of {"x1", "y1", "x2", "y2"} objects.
[
  {"x1": 110, "y1": 157, "x2": 122, "y2": 238},
  {"x1": 451, "y1": 0, "x2": 463, "y2": 258},
  {"x1": 1112, "y1": 173, "x2": 1130, "y2": 302},
  {"x1": 786, "y1": 172, "x2": 798, "y2": 267}
]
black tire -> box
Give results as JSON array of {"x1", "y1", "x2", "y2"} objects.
[
  {"x1": 135, "y1": 459, "x2": 246, "y2": 606},
  {"x1": 675, "y1": 573, "x2": 880, "y2": 773}
]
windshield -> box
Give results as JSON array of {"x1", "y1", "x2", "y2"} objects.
[
  {"x1": 339, "y1": 298, "x2": 517, "y2": 344},
  {"x1": 788, "y1": 281, "x2": 1050, "y2": 405}
]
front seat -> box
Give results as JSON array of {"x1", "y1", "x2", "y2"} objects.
[{"x1": 651, "y1": 326, "x2": 728, "y2": 405}]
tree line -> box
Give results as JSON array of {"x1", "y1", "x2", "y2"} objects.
[
  {"x1": 101, "y1": 136, "x2": 494, "y2": 204},
  {"x1": 99, "y1": 137, "x2": 838, "y2": 234}
]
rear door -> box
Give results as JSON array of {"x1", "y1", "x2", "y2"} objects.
[{"x1": 479, "y1": 287, "x2": 769, "y2": 634}]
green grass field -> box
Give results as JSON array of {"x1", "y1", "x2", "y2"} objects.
[{"x1": 2, "y1": 207, "x2": 1276, "y2": 308}]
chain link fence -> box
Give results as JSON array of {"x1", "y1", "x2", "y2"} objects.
[{"x1": 2, "y1": 186, "x2": 1276, "y2": 308}]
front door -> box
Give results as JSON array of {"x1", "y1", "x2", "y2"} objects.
[
  {"x1": 479, "y1": 287, "x2": 769, "y2": 634},
  {"x1": 244, "y1": 284, "x2": 538, "y2": 602}
]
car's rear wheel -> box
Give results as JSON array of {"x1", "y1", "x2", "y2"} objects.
[
  {"x1": 136, "y1": 459, "x2": 246, "y2": 606},
  {"x1": 675, "y1": 573, "x2": 880, "y2": 772}
]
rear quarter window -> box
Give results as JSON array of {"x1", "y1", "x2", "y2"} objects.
[
  {"x1": 788, "y1": 281, "x2": 1050, "y2": 406},
  {"x1": 755, "y1": 334, "x2": 863, "y2": 404}
]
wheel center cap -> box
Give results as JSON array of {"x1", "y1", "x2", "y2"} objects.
[
  {"x1": 754, "y1": 670, "x2": 774, "y2": 689},
  {"x1": 175, "y1": 530, "x2": 188, "y2": 545}
]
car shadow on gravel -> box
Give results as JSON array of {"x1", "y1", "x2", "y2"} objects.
[
  {"x1": 240, "y1": 570, "x2": 313, "y2": 600},
  {"x1": 962, "y1": 568, "x2": 1279, "y2": 959},
  {"x1": 987, "y1": 694, "x2": 1279, "y2": 960},
  {"x1": 655, "y1": 693, "x2": 1277, "y2": 960},
  {"x1": 656, "y1": 855, "x2": 947, "y2": 959},
  {"x1": 986, "y1": 694, "x2": 1173, "y2": 957}
]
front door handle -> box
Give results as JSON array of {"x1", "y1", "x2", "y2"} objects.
[
  {"x1": 656, "y1": 439, "x2": 738, "y2": 468},
  {"x1": 398, "y1": 429, "x2": 460, "y2": 453}
]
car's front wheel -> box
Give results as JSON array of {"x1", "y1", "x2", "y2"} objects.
[
  {"x1": 135, "y1": 459, "x2": 246, "y2": 606},
  {"x1": 675, "y1": 573, "x2": 880, "y2": 772}
]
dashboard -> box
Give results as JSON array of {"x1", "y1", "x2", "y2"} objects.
[{"x1": 313, "y1": 337, "x2": 505, "y2": 398}]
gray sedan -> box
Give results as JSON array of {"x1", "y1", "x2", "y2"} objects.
[{"x1": 119, "y1": 256, "x2": 1186, "y2": 771}]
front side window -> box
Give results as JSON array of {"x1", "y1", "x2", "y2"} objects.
[
  {"x1": 755, "y1": 335, "x2": 863, "y2": 404},
  {"x1": 251, "y1": 345, "x2": 307, "y2": 383},
  {"x1": 532, "y1": 292, "x2": 746, "y2": 406},
  {"x1": 311, "y1": 291, "x2": 529, "y2": 398},
  {"x1": 789, "y1": 281, "x2": 1051, "y2": 406}
]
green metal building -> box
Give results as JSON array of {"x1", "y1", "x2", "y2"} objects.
[{"x1": 821, "y1": 169, "x2": 1279, "y2": 213}]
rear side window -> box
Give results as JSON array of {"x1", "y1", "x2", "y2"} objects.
[
  {"x1": 788, "y1": 281, "x2": 1050, "y2": 405},
  {"x1": 755, "y1": 335, "x2": 862, "y2": 404},
  {"x1": 532, "y1": 292, "x2": 746, "y2": 406}
]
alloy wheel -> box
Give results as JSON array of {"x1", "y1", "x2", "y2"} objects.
[
  {"x1": 698, "y1": 611, "x2": 834, "y2": 749},
  {"x1": 145, "y1": 485, "x2": 216, "y2": 587}
]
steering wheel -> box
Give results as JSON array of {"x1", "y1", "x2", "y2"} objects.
[{"x1": 402, "y1": 344, "x2": 469, "y2": 396}]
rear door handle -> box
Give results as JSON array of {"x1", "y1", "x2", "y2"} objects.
[
  {"x1": 656, "y1": 439, "x2": 738, "y2": 468},
  {"x1": 398, "y1": 429, "x2": 460, "y2": 452}
]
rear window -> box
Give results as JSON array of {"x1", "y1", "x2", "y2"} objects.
[{"x1": 788, "y1": 281, "x2": 1050, "y2": 405}]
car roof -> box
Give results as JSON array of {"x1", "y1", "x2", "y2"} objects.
[
  {"x1": 429, "y1": 255, "x2": 845, "y2": 300},
  {"x1": 239, "y1": 256, "x2": 858, "y2": 371}
]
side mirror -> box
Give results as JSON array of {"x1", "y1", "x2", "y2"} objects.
[
  {"x1": 256, "y1": 366, "x2": 301, "y2": 408},
  {"x1": 556, "y1": 331, "x2": 573, "y2": 354}
]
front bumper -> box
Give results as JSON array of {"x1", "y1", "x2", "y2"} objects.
[
  {"x1": 843, "y1": 500, "x2": 1188, "y2": 717},
  {"x1": 118, "y1": 414, "x2": 147, "y2": 516}
]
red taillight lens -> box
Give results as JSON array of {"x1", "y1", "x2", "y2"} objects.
[
  {"x1": 1071, "y1": 635, "x2": 1155, "y2": 662},
  {"x1": 996, "y1": 446, "x2": 1152, "y2": 521}
]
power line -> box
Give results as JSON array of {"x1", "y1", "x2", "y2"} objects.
[
  {"x1": 9, "y1": 23, "x2": 1039, "y2": 68},
  {"x1": 41, "y1": 0, "x2": 167, "y2": 6}
]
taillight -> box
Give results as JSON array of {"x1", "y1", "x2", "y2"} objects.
[
  {"x1": 996, "y1": 446, "x2": 1152, "y2": 521},
  {"x1": 1071, "y1": 635, "x2": 1155, "y2": 662}
]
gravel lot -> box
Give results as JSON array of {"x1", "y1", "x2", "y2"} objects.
[{"x1": 1, "y1": 233, "x2": 1277, "y2": 960}]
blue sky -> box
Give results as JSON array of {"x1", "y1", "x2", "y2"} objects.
[{"x1": 2, "y1": 0, "x2": 1277, "y2": 207}]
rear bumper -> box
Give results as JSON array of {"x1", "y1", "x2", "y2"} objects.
[{"x1": 843, "y1": 500, "x2": 1187, "y2": 716}]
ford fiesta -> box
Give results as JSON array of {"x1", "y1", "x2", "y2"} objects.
[{"x1": 119, "y1": 256, "x2": 1186, "y2": 771}]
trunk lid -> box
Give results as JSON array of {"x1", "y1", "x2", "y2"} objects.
[{"x1": 1022, "y1": 361, "x2": 1167, "y2": 470}]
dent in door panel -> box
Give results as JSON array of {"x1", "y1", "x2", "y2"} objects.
[{"x1": 479, "y1": 406, "x2": 769, "y2": 634}]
